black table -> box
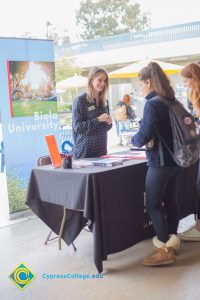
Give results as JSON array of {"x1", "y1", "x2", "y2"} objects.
[{"x1": 25, "y1": 158, "x2": 198, "y2": 273}]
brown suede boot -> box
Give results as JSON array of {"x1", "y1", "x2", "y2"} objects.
[
  {"x1": 153, "y1": 234, "x2": 181, "y2": 251},
  {"x1": 143, "y1": 247, "x2": 176, "y2": 266},
  {"x1": 153, "y1": 234, "x2": 181, "y2": 256},
  {"x1": 143, "y1": 235, "x2": 180, "y2": 266}
]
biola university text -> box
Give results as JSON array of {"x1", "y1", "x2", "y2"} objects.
[{"x1": 8, "y1": 111, "x2": 58, "y2": 133}]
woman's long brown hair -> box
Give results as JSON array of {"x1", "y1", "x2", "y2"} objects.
[
  {"x1": 181, "y1": 63, "x2": 200, "y2": 116},
  {"x1": 138, "y1": 62, "x2": 175, "y2": 100}
]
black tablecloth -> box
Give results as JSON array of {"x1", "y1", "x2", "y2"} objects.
[{"x1": 25, "y1": 158, "x2": 198, "y2": 273}]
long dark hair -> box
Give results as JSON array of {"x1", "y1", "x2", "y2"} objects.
[{"x1": 138, "y1": 62, "x2": 175, "y2": 100}]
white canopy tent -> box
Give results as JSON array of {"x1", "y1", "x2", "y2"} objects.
[{"x1": 56, "y1": 74, "x2": 87, "y2": 92}]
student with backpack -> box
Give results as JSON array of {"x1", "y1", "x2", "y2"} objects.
[
  {"x1": 131, "y1": 62, "x2": 181, "y2": 266},
  {"x1": 178, "y1": 63, "x2": 200, "y2": 241}
]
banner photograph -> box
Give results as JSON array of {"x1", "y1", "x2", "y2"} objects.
[{"x1": 7, "y1": 61, "x2": 57, "y2": 118}]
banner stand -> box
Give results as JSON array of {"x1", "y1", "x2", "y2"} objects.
[{"x1": 0, "y1": 37, "x2": 59, "y2": 217}]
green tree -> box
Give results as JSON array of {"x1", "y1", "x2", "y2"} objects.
[
  {"x1": 55, "y1": 57, "x2": 82, "y2": 82},
  {"x1": 76, "y1": 0, "x2": 151, "y2": 40}
]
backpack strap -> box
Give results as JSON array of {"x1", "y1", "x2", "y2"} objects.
[
  {"x1": 156, "y1": 131, "x2": 173, "y2": 167},
  {"x1": 157, "y1": 132, "x2": 176, "y2": 162},
  {"x1": 152, "y1": 95, "x2": 173, "y2": 105},
  {"x1": 158, "y1": 140, "x2": 165, "y2": 167},
  {"x1": 153, "y1": 95, "x2": 177, "y2": 162}
]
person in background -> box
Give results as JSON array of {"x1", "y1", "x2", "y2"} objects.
[
  {"x1": 178, "y1": 63, "x2": 200, "y2": 241},
  {"x1": 118, "y1": 94, "x2": 136, "y2": 122},
  {"x1": 132, "y1": 62, "x2": 181, "y2": 266},
  {"x1": 72, "y1": 67, "x2": 112, "y2": 159},
  {"x1": 116, "y1": 94, "x2": 136, "y2": 144},
  {"x1": 185, "y1": 62, "x2": 200, "y2": 115}
]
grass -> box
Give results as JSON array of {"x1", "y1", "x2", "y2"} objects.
[
  {"x1": 7, "y1": 175, "x2": 27, "y2": 213},
  {"x1": 12, "y1": 99, "x2": 57, "y2": 117},
  {"x1": 6, "y1": 163, "x2": 28, "y2": 213}
]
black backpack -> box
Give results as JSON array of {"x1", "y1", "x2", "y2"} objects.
[{"x1": 156, "y1": 97, "x2": 200, "y2": 168}]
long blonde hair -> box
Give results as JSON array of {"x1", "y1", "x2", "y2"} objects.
[
  {"x1": 87, "y1": 66, "x2": 109, "y2": 107},
  {"x1": 181, "y1": 63, "x2": 200, "y2": 116}
]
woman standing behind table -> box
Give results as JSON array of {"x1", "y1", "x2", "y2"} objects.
[
  {"x1": 72, "y1": 67, "x2": 112, "y2": 159},
  {"x1": 131, "y1": 62, "x2": 181, "y2": 266},
  {"x1": 178, "y1": 63, "x2": 200, "y2": 241}
]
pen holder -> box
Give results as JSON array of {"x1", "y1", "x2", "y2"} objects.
[{"x1": 62, "y1": 154, "x2": 73, "y2": 169}]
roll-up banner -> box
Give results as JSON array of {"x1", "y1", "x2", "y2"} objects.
[{"x1": 0, "y1": 38, "x2": 59, "y2": 213}]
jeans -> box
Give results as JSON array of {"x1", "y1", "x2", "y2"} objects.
[
  {"x1": 145, "y1": 166, "x2": 180, "y2": 243},
  {"x1": 118, "y1": 120, "x2": 130, "y2": 144},
  {"x1": 119, "y1": 120, "x2": 130, "y2": 132}
]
